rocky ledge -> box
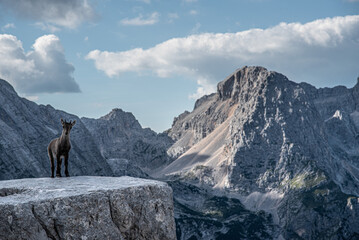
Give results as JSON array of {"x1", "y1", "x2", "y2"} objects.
[{"x1": 0, "y1": 176, "x2": 176, "y2": 240}]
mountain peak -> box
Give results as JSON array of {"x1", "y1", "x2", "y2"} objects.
[
  {"x1": 0, "y1": 78, "x2": 17, "y2": 96},
  {"x1": 352, "y1": 76, "x2": 359, "y2": 89},
  {"x1": 102, "y1": 108, "x2": 134, "y2": 121},
  {"x1": 97, "y1": 108, "x2": 143, "y2": 131},
  {"x1": 217, "y1": 66, "x2": 272, "y2": 101}
]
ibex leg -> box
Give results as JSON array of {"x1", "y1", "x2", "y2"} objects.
[
  {"x1": 49, "y1": 152, "x2": 55, "y2": 178},
  {"x1": 64, "y1": 153, "x2": 70, "y2": 177},
  {"x1": 56, "y1": 154, "x2": 62, "y2": 177}
]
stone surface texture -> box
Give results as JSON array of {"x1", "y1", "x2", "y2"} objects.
[
  {"x1": 163, "y1": 66, "x2": 359, "y2": 239},
  {"x1": 0, "y1": 176, "x2": 176, "y2": 240},
  {"x1": 82, "y1": 108, "x2": 173, "y2": 172}
]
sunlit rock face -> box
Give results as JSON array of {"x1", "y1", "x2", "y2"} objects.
[
  {"x1": 0, "y1": 176, "x2": 176, "y2": 240},
  {"x1": 163, "y1": 66, "x2": 359, "y2": 239}
]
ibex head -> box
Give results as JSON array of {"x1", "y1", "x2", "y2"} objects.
[{"x1": 61, "y1": 118, "x2": 76, "y2": 135}]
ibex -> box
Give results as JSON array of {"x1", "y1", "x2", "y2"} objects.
[{"x1": 48, "y1": 119, "x2": 76, "y2": 178}]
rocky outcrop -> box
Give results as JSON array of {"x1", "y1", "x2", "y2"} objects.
[{"x1": 0, "y1": 176, "x2": 176, "y2": 240}]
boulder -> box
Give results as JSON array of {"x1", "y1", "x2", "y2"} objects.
[{"x1": 0, "y1": 176, "x2": 176, "y2": 240}]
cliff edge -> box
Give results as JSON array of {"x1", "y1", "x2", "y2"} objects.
[{"x1": 0, "y1": 176, "x2": 176, "y2": 240}]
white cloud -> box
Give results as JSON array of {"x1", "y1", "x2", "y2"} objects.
[
  {"x1": 86, "y1": 15, "x2": 359, "y2": 97},
  {"x1": 23, "y1": 95, "x2": 39, "y2": 101},
  {"x1": 0, "y1": 34, "x2": 80, "y2": 93},
  {"x1": 0, "y1": 0, "x2": 97, "y2": 29},
  {"x1": 2, "y1": 23, "x2": 15, "y2": 31},
  {"x1": 34, "y1": 22, "x2": 60, "y2": 33},
  {"x1": 120, "y1": 12, "x2": 159, "y2": 26}
]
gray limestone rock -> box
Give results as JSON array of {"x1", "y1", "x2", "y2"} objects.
[
  {"x1": 0, "y1": 176, "x2": 176, "y2": 240},
  {"x1": 163, "y1": 66, "x2": 359, "y2": 239},
  {"x1": 3, "y1": 64, "x2": 359, "y2": 239},
  {"x1": 0, "y1": 79, "x2": 113, "y2": 180},
  {"x1": 82, "y1": 108, "x2": 174, "y2": 173}
]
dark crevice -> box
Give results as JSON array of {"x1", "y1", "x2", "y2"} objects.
[
  {"x1": 31, "y1": 205, "x2": 57, "y2": 240},
  {"x1": 53, "y1": 220, "x2": 61, "y2": 240},
  {"x1": 107, "y1": 196, "x2": 121, "y2": 233},
  {"x1": 0, "y1": 188, "x2": 25, "y2": 197}
]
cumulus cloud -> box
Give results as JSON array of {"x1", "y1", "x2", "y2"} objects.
[
  {"x1": 0, "y1": 34, "x2": 80, "y2": 93},
  {"x1": 120, "y1": 12, "x2": 160, "y2": 26},
  {"x1": 86, "y1": 15, "x2": 359, "y2": 97},
  {"x1": 0, "y1": 0, "x2": 97, "y2": 29}
]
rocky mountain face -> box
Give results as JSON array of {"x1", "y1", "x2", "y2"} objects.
[
  {"x1": 2, "y1": 65, "x2": 359, "y2": 239},
  {"x1": 0, "y1": 79, "x2": 113, "y2": 179},
  {"x1": 0, "y1": 176, "x2": 176, "y2": 240},
  {"x1": 82, "y1": 109, "x2": 173, "y2": 173},
  {"x1": 0, "y1": 79, "x2": 170, "y2": 180},
  {"x1": 168, "y1": 180, "x2": 279, "y2": 240},
  {"x1": 162, "y1": 66, "x2": 359, "y2": 239}
]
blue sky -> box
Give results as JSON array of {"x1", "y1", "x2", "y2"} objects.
[{"x1": 0, "y1": 0, "x2": 358, "y2": 132}]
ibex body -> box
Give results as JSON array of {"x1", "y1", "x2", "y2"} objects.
[{"x1": 47, "y1": 119, "x2": 76, "y2": 178}]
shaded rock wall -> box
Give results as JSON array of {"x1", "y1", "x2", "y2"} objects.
[{"x1": 0, "y1": 176, "x2": 176, "y2": 240}]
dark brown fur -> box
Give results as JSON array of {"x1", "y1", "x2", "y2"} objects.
[{"x1": 47, "y1": 119, "x2": 76, "y2": 178}]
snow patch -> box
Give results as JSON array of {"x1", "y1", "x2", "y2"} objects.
[
  {"x1": 333, "y1": 110, "x2": 343, "y2": 120},
  {"x1": 234, "y1": 190, "x2": 284, "y2": 224},
  {"x1": 325, "y1": 109, "x2": 343, "y2": 122}
]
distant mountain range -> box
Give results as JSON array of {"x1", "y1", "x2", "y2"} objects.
[
  {"x1": 1, "y1": 66, "x2": 359, "y2": 239},
  {"x1": 0, "y1": 79, "x2": 170, "y2": 179}
]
